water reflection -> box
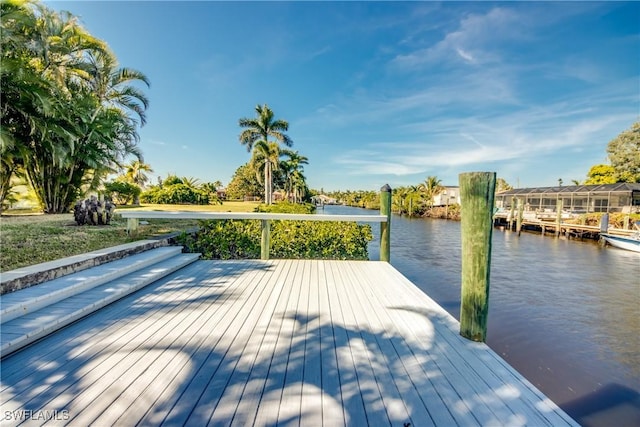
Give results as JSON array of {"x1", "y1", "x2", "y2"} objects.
[{"x1": 321, "y1": 204, "x2": 640, "y2": 427}]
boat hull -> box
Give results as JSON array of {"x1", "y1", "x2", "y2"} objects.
[{"x1": 601, "y1": 234, "x2": 640, "y2": 253}]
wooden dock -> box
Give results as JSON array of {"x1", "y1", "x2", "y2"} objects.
[{"x1": 1, "y1": 260, "x2": 577, "y2": 426}]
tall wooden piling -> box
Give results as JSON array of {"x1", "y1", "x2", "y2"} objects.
[
  {"x1": 555, "y1": 198, "x2": 563, "y2": 237},
  {"x1": 509, "y1": 197, "x2": 515, "y2": 230},
  {"x1": 459, "y1": 172, "x2": 496, "y2": 342},
  {"x1": 516, "y1": 198, "x2": 524, "y2": 235},
  {"x1": 380, "y1": 184, "x2": 392, "y2": 262}
]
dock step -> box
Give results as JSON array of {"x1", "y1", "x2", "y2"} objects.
[
  {"x1": 0, "y1": 246, "x2": 184, "y2": 324},
  {"x1": 0, "y1": 252, "x2": 200, "y2": 357}
]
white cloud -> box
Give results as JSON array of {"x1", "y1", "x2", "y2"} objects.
[{"x1": 392, "y1": 7, "x2": 520, "y2": 70}]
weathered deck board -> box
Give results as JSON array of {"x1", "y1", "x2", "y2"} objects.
[{"x1": 0, "y1": 260, "x2": 577, "y2": 426}]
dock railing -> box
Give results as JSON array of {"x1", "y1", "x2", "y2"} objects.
[{"x1": 120, "y1": 210, "x2": 390, "y2": 261}]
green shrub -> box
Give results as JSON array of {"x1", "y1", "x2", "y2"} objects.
[
  {"x1": 140, "y1": 184, "x2": 214, "y2": 205},
  {"x1": 255, "y1": 201, "x2": 316, "y2": 214},
  {"x1": 178, "y1": 201, "x2": 373, "y2": 260},
  {"x1": 179, "y1": 220, "x2": 261, "y2": 259},
  {"x1": 104, "y1": 181, "x2": 141, "y2": 205},
  {"x1": 270, "y1": 221, "x2": 372, "y2": 259}
]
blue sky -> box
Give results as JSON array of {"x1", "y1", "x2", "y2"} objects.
[{"x1": 51, "y1": 1, "x2": 638, "y2": 191}]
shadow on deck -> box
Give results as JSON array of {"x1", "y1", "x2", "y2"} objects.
[{"x1": 1, "y1": 260, "x2": 577, "y2": 426}]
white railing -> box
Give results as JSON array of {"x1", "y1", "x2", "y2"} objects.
[{"x1": 119, "y1": 211, "x2": 389, "y2": 260}]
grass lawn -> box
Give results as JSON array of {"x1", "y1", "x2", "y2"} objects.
[{"x1": 0, "y1": 201, "x2": 260, "y2": 272}]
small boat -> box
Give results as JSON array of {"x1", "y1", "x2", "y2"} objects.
[{"x1": 600, "y1": 232, "x2": 640, "y2": 253}]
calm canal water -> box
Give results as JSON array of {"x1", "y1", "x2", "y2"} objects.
[{"x1": 321, "y1": 204, "x2": 640, "y2": 427}]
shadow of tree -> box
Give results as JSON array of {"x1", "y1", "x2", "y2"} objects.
[{"x1": 1, "y1": 260, "x2": 577, "y2": 426}]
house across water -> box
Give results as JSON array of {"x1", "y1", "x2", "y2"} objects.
[{"x1": 496, "y1": 183, "x2": 640, "y2": 216}]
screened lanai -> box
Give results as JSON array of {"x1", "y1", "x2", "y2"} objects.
[{"x1": 495, "y1": 183, "x2": 640, "y2": 214}]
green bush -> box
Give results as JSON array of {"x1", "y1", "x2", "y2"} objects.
[
  {"x1": 178, "y1": 202, "x2": 373, "y2": 260},
  {"x1": 255, "y1": 201, "x2": 316, "y2": 214},
  {"x1": 104, "y1": 181, "x2": 141, "y2": 205},
  {"x1": 140, "y1": 184, "x2": 214, "y2": 205},
  {"x1": 270, "y1": 221, "x2": 372, "y2": 259},
  {"x1": 179, "y1": 220, "x2": 261, "y2": 259}
]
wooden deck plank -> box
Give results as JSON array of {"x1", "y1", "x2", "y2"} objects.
[
  {"x1": 368, "y1": 261, "x2": 575, "y2": 426},
  {"x1": 252, "y1": 260, "x2": 304, "y2": 426},
  {"x1": 351, "y1": 261, "x2": 488, "y2": 425},
  {"x1": 0, "y1": 261, "x2": 222, "y2": 398},
  {"x1": 331, "y1": 262, "x2": 382, "y2": 425},
  {"x1": 298, "y1": 259, "x2": 325, "y2": 426},
  {"x1": 323, "y1": 260, "x2": 374, "y2": 426},
  {"x1": 275, "y1": 259, "x2": 311, "y2": 425},
  {"x1": 149, "y1": 260, "x2": 283, "y2": 426},
  {"x1": 0, "y1": 262, "x2": 215, "y2": 414},
  {"x1": 132, "y1": 260, "x2": 272, "y2": 426},
  {"x1": 205, "y1": 259, "x2": 294, "y2": 425},
  {"x1": 316, "y1": 261, "x2": 347, "y2": 427},
  {"x1": 223, "y1": 260, "x2": 298, "y2": 426},
  {"x1": 363, "y1": 261, "x2": 522, "y2": 425},
  {"x1": 0, "y1": 259, "x2": 577, "y2": 427},
  {"x1": 340, "y1": 261, "x2": 438, "y2": 426},
  {"x1": 87, "y1": 261, "x2": 267, "y2": 426},
  {"x1": 337, "y1": 261, "x2": 414, "y2": 425},
  {"x1": 45, "y1": 261, "x2": 241, "y2": 426}
]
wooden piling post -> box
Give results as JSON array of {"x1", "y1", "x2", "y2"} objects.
[
  {"x1": 600, "y1": 214, "x2": 609, "y2": 234},
  {"x1": 555, "y1": 198, "x2": 563, "y2": 237},
  {"x1": 380, "y1": 184, "x2": 392, "y2": 262},
  {"x1": 261, "y1": 219, "x2": 270, "y2": 260},
  {"x1": 459, "y1": 172, "x2": 496, "y2": 342},
  {"x1": 509, "y1": 197, "x2": 515, "y2": 230},
  {"x1": 516, "y1": 198, "x2": 524, "y2": 236}
]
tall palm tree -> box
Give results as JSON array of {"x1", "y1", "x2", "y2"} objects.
[
  {"x1": 281, "y1": 150, "x2": 308, "y2": 202},
  {"x1": 250, "y1": 141, "x2": 281, "y2": 204},
  {"x1": 419, "y1": 176, "x2": 444, "y2": 210},
  {"x1": 238, "y1": 104, "x2": 292, "y2": 204},
  {"x1": 290, "y1": 169, "x2": 307, "y2": 203}
]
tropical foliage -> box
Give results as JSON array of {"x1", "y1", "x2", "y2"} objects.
[
  {"x1": 226, "y1": 163, "x2": 264, "y2": 200},
  {"x1": 0, "y1": 0, "x2": 149, "y2": 213},
  {"x1": 584, "y1": 121, "x2": 640, "y2": 184},
  {"x1": 178, "y1": 202, "x2": 373, "y2": 260},
  {"x1": 585, "y1": 164, "x2": 617, "y2": 185},
  {"x1": 103, "y1": 180, "x2": 140, "y2": 205},
  {"x1": 140, "y1": 174, "x2": 221, "y2": 205},
  {"x1": 238, "y1": 104, "x2": 293, "y2": 204},
  {"x1": 606, "y1": 121, "x2": 639, "y2": 183}
]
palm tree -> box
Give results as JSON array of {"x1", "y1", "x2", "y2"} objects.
[
  {"x1": 124, "y1": 160, "x2": 153, "y2": 204},
  {"x1": 238, "y1": 104, "x2": 293, "y2": 204},
  {"x1": 124, "y1": 160, "x2": 153, "y2": 186},
  {"x1": 250, "y1": 141, "x2": 281, "y2": 204},
  {"x1": 281, "y1": 150, "x2": 308, "y2": 202},
  {"x1": 419, "y1": 176, "x2": 444, "y2": 210},
  {"x1": 1, "y1": 1, "x2": 149, "y2": 213}
]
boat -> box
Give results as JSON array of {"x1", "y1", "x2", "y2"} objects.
[{"x1": 600, "y1": 232, "x2": 640, "y2": 253}]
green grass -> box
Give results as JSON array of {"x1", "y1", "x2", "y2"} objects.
[{"x1": 0, "y1": 201, "x2": 260, "y2": 272}]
